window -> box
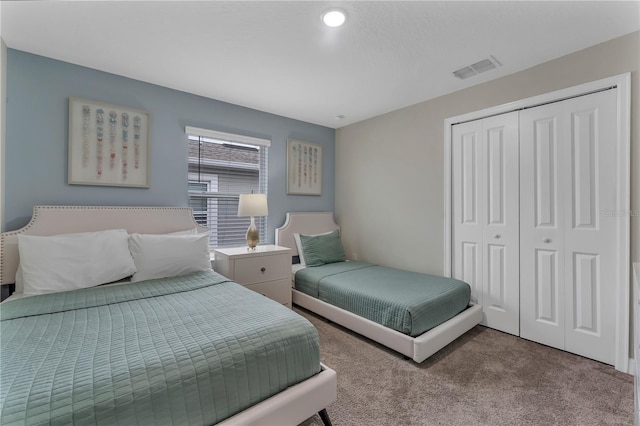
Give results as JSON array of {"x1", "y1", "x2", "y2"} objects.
[{"x1": 186, "y1": 127, "x2": 269, "y2": 247}]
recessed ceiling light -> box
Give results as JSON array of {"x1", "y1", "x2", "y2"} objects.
[{"x1": 322, "y1": 9, "x2": 346, "y2": 27}]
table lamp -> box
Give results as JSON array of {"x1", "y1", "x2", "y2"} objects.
[{"x1": 237, "y1": 194, "x2": 268, "y2": 250}]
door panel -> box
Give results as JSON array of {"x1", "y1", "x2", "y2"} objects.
[
  {"x1": 452, "y1": 112, "x2": 519, "y2": 334},
  {"x1": 534, "y1": 118, "x2": 557, "y2": 228},
  {"x1": 461, "y1": 132, "x2": 478, "y2": 224},
  {"x1": 452, "y1": 121, "x2": 483, "y2": 306},
  {"x1": 486, "y1": 244, "x2": 506, "y2": 309},
  {"x1": 482, "y1": 112, "x2": 519, "y2": 335},
  {"x1": 487, "y1": 128, "x2": 505, "y2": 225},
  {"x1": 461, "y1": 241, "x2": 481, "y2": 304},
  {"x1": 563, "y1": 90, "x2": 617, "y2": 364},
  {"x1": 535, "y1": 249, "x2": 560, "y2": 324},
  {"x1": 572, "y1": 252, "x2": 599, "y2": 333},
  {"x1": 571, "y1": 109, "x2": 597, "y2": 229},
  {"x1": 520, "y1": 106, "x2": 566, "y2": 349}
]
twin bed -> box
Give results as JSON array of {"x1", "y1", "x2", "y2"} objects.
[
  {"x1": 0, "y1": 206, "x2": 336, "y2": 426},
  {"x1": 275, "y1": 212, "x2": 482, "y2": 363}
]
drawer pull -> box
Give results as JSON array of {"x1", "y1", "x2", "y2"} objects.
[{"x1": 260, "y1": 267, "x2": 266, "y2": 273}]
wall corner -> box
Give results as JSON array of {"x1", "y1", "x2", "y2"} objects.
[{"x1": 0, "y1": 38, "x2": 6, "y2": 232}]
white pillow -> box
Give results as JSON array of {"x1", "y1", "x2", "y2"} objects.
[
  {"x1": 128, "y1": 233, "x2": 212, "y2": 282},
  {"x1": 12, "y1": 228, "x2": 198, "y2": 295},
  {"x1": 17, "y1": 229, "x2": 137, "y2": 296}
]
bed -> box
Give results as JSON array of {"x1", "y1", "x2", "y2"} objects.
[
  {"x1": 0, "y1": 206, "x2": 336, "y2": 426},
  {"x1": 275, "y1": 212, "x2": 482, "y2": 363}
]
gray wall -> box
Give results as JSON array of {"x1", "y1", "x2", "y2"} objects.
[{"x1": 4, "y1": 49, "x2": 335, "y2": 240}]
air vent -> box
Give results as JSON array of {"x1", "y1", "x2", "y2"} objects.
[{"x1": 453, "y1": 56, "x2": 502, "y2": 80}]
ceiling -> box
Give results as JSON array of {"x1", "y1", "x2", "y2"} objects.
[{"x1": 1, "y1": 1, "x2": 639, "y2": 128}]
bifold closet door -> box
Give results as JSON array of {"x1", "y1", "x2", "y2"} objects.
[
  {"x1": 519, "y1": 89, "x2": 617, "y2": 364},
  {"x1": 452, "y1": 111, "x2": 520, "y2": 335},
  {"x1": 452, "y1": 119, "x2": 484, "y2": 308}
]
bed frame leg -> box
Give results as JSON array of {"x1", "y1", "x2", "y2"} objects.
[{"x1": 318, "y1": 408, "x2": 332, "y2": 426}]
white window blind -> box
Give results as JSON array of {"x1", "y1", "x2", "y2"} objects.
[{"x1": 186, "y1": 127, "x2": 269, "y2": 248}]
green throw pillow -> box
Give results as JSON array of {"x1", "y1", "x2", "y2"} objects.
[{"x1": 299, "y1": 229, "x2": 346, "y2": 266}]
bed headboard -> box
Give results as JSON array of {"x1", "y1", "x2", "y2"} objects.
[
  {"x1": 275, "y1": 212, "x2": 339, "y2": 258},
  {"x1": 0, "y1": 206, "x2": 208, "y2": 285}
]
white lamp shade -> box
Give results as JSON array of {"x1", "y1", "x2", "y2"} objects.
[{"x1": 238, "y1": 194, "x2": 268, "y2": 217}]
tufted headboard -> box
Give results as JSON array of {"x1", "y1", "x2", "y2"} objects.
[{"x1": 0, "y1": 206, "x2": 208, "y2": 285}]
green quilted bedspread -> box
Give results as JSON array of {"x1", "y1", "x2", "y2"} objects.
[
  {"x1": 0, "y1": 270, "x2": 321, "y2": 425},
  {"x1": 295, "y1": 261, "x2": 470, "y2": 337}
]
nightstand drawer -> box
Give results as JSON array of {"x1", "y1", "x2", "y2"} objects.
[
  {"x1": 234, "y1": 254, "x2": 290, "y2": 285},
  {"x1": 245, "y1": 279, "x2": 290, "y2": 306}
]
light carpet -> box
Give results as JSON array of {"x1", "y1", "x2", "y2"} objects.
[{"x1": 297, "y1": 307, "x2": 633, "y2": 426}]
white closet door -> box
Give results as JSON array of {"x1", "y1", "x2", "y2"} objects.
[
  {"x1": 520, "y1": 90, "x2": 617, "y2": 364},
  {"x1": 481, "y1": 113, "x2": 520, "y2": 335},
  {"x1": 519, "y1": 103, "x2": 566, "y2": 349},
  {"x1": 562, "y1": 90, "x2": 617, "y2": 364},
  {"x1": 452, "y1": 120, "x2": 484, "y2": 307},
  {"x1": 452, "y1": 112, "x2": 519, "y2": 335}
]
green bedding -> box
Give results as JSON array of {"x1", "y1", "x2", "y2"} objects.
[
  {"x1": 295, "y1": 261, "x2": 470, "y2": 337},
  {"x1": 0, "y1": 270, "x2": 321, "y2": 425}
]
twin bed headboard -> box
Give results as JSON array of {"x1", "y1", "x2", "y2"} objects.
[
  {"x1": 275, "y1": 212, "x2": 339, "y2": 257},
  {"x1": 0, "y1": 206, "x2": 208, "y2": 285}
]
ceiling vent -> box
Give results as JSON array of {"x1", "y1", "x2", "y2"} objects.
[{"x1": 453, "y1": 56, "x2": 502, "y2": 80}]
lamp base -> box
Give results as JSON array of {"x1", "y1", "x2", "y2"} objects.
[{"x1": 246, "y1": 216, "x2": 259, "y2": 250}]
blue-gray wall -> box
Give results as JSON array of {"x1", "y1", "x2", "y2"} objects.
[{"x1": 4, "y1": 49, "x2": 335, "y2": 241}]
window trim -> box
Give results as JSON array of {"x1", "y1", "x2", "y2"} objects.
[{"x1": 185, "y1": 126, "x2": 271, "y2": 148}]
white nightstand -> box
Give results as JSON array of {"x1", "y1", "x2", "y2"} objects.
[{"x1": 212, "y1": 245, "x2": 292, "y2": 308}]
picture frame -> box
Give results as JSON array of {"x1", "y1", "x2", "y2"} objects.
[
  {"x1": 68, "y1": 97, "x2": 150, "y2": 187},
  {"x1": 287, "y1": 139, "x2": 322, "y2": 195}
]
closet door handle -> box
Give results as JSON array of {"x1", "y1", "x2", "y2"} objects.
[
  {"x1": 493, "y1": 234, "x2": 501, "y2": 239},
  {"x1": 543, "y1": 238, "x2": 552, "y2": 244}
]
